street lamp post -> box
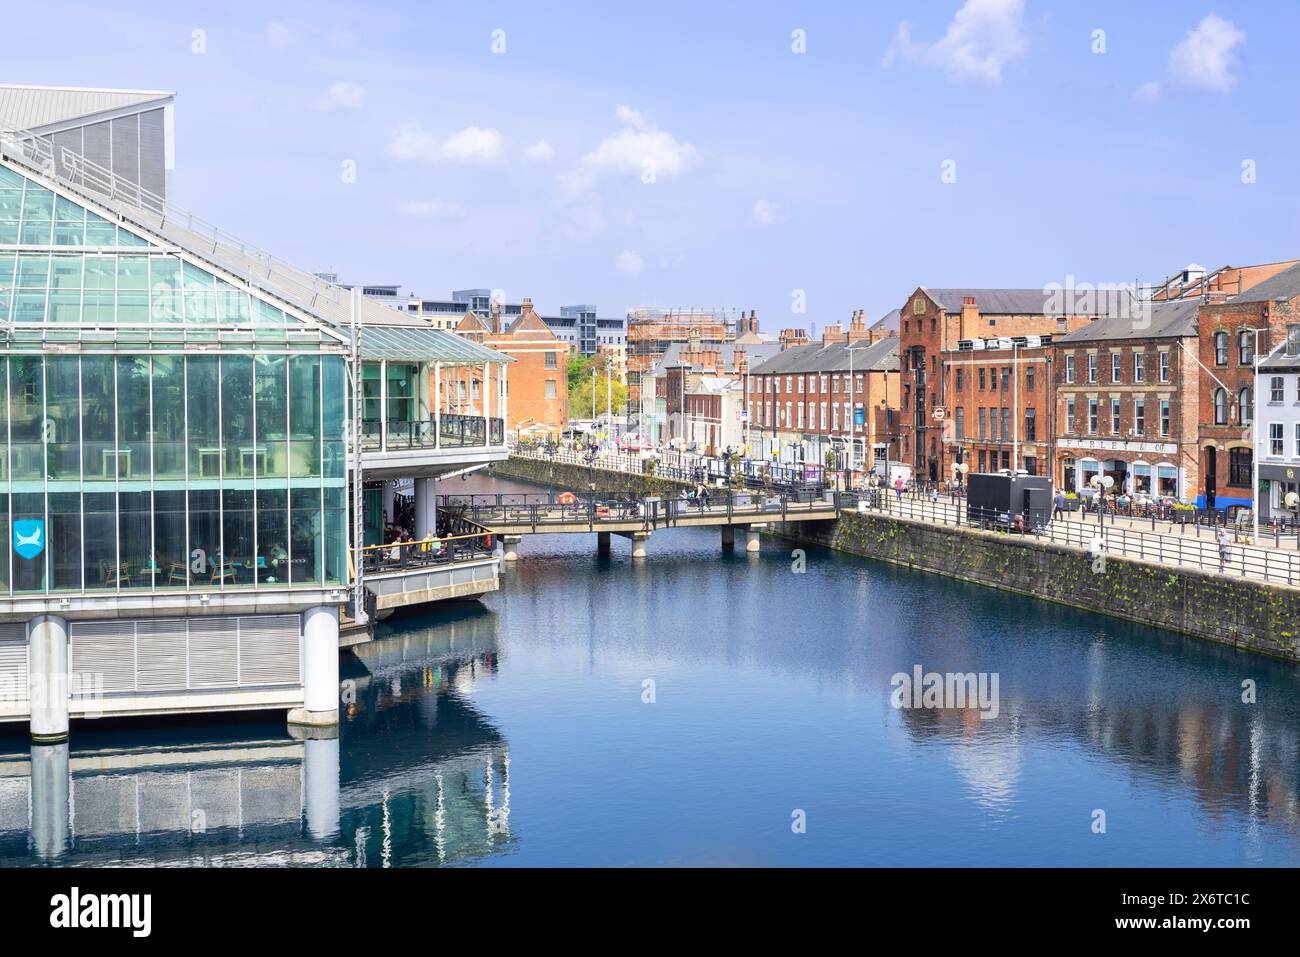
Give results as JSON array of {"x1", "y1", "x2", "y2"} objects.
[{"x1": 1091, "y1": 473, "x2": 1114, "y2": 530}]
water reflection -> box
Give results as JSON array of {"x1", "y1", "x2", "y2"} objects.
[{"x1": 0, "y1": 603, "x2": 511, "y2": 867}]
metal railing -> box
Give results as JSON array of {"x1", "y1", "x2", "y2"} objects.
[
  {"x1": 851, "y1": 489, "x2": 1300, "y2": 585},
  {"x1": 360, "y1": 414, "x2": 505, "y2": 452},
  {"x1": 358, "y1": 530, "x2": 495, "y2": 575}
]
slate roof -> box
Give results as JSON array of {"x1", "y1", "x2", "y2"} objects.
[
  {"x1": 1229, "y1": 261, "x2": 1300, "y2": 304},
  {"x1": 749, "y1": 335, "x2": 899, "y2": 376},
  {"x1": 918, "y1": 287, "x2": 1134, "y2": 317},
  {"x1": 1055, "y1": 299, "x2": 1200, "y2": 343}
]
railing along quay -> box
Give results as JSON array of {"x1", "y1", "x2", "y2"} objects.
[{"x1": 851, "y1": 489, "x2": 1300, "y2": 586}]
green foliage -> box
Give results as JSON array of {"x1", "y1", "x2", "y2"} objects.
[{"x1": 568, "y1": 359, "x2": 627, "y2": 419}]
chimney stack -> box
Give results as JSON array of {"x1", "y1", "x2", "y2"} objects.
[{"x1": 959, "y1": 295, "x2": 979, "y2": 338}]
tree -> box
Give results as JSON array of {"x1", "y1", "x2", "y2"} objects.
[{"x1": 568, "y1": 357, "x2": 627, "y2": 420}]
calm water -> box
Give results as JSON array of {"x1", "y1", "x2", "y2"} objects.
[{"x1": 3, "y1": 472, "x2": 1300, "y2": 867}]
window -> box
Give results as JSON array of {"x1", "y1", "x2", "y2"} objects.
[
  {"x1": 1270, "y1": 423, "x2": 1284, "y2": 457},
  {"x1": 1000, "y1": 408, "x2": 1010, "y2": 442},
  {"x1": 1158, "y1": 464, "x2": 1177, "y2": 496},
  {"x1": 1087, "y1": 354, "x2": 1097, "y2": 383},
  {"x1": 544, "y1": 378, "x2": 556, "y2": 400},
  {"x1": 978, "y1": 407, "x2": 986, "y2": 440},
  {"x1": 978, "y1": 368, "x2": 986, "y2": 390},
  {"x1": 978, "y1": 450, "x2": 986, "y2": 472},
  {"x1": 1025, "y1": 408, "x2": 1036, "y2": 441},
  {"x1": 1296, "y1": 423, "x2": 1300, "y2": 458},
  {"x1": 1134, "y1": 398, "x2": 1145, "y2": 436},
  {"x1": 956, "y1": 368, "x2": 964, "y2": 391},
  {"x1": 1159, "y1": 352, "x2": 1169, "y2": 382},
  {"x1": 1214, "y1": 388, "x2": 1227, "y2": 425},
  {"x1": 544, "y1": 352, "x2": 557, "y2": 369},
  {"x1": 1160, "y1": 399, "x2": 1170, "y2": 436},
  {"x1": 1000, "y1": 367, "x2": 1010, "y2": 391},
  {"x1": 796, "y1": 376, "x2": 803, "y2": 393},
  {"x1": 955, "y1": 407, "x2": 965, "y2": 439},
  {"x1": 1111, "y1": 353, "x2": 1120, "y2": 382},
  {"x1": 1111, "y1": 398, "x2": 1120, "y2": 434},
  {"x1": 1240, "y1": 388, "x2": 1253, "y2": 424},
  {"x1": 1133, "y1": 353, "x2": 1144, "y2": 382},
  {"x1": 1229, "y1": 447, "x2": 1252, "y2": 486},
  {"x1": 1066, "y1": 398, "x2": 1075, "y2": 433},
  {"x1": 1026, "y1": 367, "x2": 1035, "y2": 391},
  {"x1": 1215, "y1": 332, "x2": 1228, "y2": 365},
  {"x1": 1270, "y1": 376, "x2": 1284, "y2": 403},
  {"x1": 1088, "y1": 399, "x2": 1098, "y2": 434},
  {"x1": 1065, "y1": 355, "x2": 1075, "y2": 383},
  {"x1": 1240, "y1": 330, "x2": 1254, "y2": 365}
]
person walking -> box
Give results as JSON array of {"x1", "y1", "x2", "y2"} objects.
[
  {"x1": 1218, "y1": 528, "x2": 1233, "y2": 573},
  {"x1": 1053, "y1": 490, "x2": 1066, "y2": 522},
  {"x1": 894, "y1": 477, "x2": 904, "y2": 505}
]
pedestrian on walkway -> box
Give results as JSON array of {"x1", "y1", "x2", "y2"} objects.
[
  {"x1": 894, "y1": 477, "x2": 904, "y2": 504},
  {"x1": 1218, "y1": 528, "x2": 1233, "y2": 573},
  {"x1": 1053, "y1": 490, "x2": 1066, "y2": 522}
]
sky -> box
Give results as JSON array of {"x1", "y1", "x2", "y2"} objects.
[{"x1": 6, "y1": 1, "x2": 1299, "y2": 334}]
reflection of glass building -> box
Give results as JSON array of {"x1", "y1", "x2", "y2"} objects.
[{"x1": 0, "y1": 94, "x2": 508, "y2": 740}]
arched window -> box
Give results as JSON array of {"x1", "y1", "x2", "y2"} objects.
[
  {"x1": 1239, "y1": 330, "x2": 1254, "y2": 364},
  {"x1": 1239, "y1": 387, "x2": 1252, "y2": 424},
  {"x1": 1215, "y1": 332, "x2": 1228, "y2": 366},
  {"x1": 1214, "y1": 388, "x2": 1228, "y2": 425}
]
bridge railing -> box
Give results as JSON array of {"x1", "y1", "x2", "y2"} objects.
[
  {"x1": 359, "y1": 414, "x2": 505, "y2": 453},
  {"x1": 852, "y1": 488, "x2": 1300, "y2": 585}
]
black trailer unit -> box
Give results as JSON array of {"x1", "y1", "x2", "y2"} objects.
[{"x1": 965, "y1": 473, "x2": 1054, "y2": 529}]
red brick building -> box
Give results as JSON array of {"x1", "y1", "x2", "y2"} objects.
[{"x1": 897, "y1": 288, "x2": 1111, "y2": 483}]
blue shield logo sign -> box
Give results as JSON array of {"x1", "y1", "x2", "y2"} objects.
[{"x1": 13, "y1": 519, "x2": 44, "y2": 560}]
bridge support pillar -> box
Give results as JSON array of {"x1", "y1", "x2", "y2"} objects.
[
  {"x1": 289, "y1": 605, "x2": 340, "y2": 728},
  {"x1": 746, "y1": 525, "x2": 765, "y2": 553},
  {"x1": 29, "y1": 614, "x2": 69, "y2": 744},
  {"x1": 30, "y1": 741, "x2": 68, "y2": 861},
  {"x1": 630, "y1": 531, "x2": 649, "y2": 559},
  {"x1": 414, "y1": 477, "x2": 437, "y2": 538},
  {"x1": 300, "y1": 729, "x2": 341, "y2": 841},
  {"x1": 721, "y1": 525, "x2": 735, "y2": 550},
  {"x1": 501, "y1": 535, "x2": 523, "y2": 562},
  {"x1": 597, "y1": 532, "x2": 611, "y2": 555}
]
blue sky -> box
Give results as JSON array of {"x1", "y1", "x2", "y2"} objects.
[{"x1": 7, "y1": 1, "x2": 1299, "y2": 332}]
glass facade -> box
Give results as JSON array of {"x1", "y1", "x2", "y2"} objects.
[{"x1": 0, "y1": 162, "x2": 347, "y2": 595}]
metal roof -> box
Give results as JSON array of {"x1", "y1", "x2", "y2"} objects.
[
  {"x1": 350, "y1": 325, "x2": 511, "y2": 364},
  {"x1": 750, "y1": 336, "x2": 899, "y2": 376},
  {"x1": 1055, "y1": 299, "x2": 1200, "y2": 343},
  {"x1": 0, "y1": 85, "x2": 174, "y2": 131}
]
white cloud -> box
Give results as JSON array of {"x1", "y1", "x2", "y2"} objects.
[
  {"x1": 751, "y1": 199, "x2": 778, "y2": 225},
  {"x1": 561, "y1": 106, "x2": 697, "y2": 197},
  {"x1": 524, "y1": 139, "x2": 555, "y2": 162},
  {"x1": 265, "y1": 21, "x2": 294, "y2": 49},
  {"x1": 387, "y1": 123, "x2": 504, "y2": 164},
  {"x1": 883, "y1": 0, "x2": 1028, "y2": 85},
  {"x1": 398, "y1": 199, "x2": 466, "y2": 220},
  {"x1": 1135, "y1": 80, "x2": 1163, "y2": 104},
  {"x1": 1167, "y1": 14, "x2": 1245, "y2": 91},
  {"x1": 315, "y1": 81, "x2": 365, "y2": 112},
  {"x1": 615, "y1": 250, "x2": 645, "y2": 276},
  {"x1": 614, "y1": 104, "x2": 647, "y2": 130}
]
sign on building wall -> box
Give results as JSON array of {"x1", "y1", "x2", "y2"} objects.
[{"x1": 12, "y1": 520, "x2": 44, "y2": 561}]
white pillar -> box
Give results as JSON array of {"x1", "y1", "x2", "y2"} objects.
[
  {"x1": 30, "y1": 741, "x2": 68, "y2": 861},
  {"x1": 483, "y1": 362, "x2": 491, "y2": 446},
  {"x1": 29, "y1": 615, "x2": 69, "y2": 743},
  {"x1": 414, "y1": 477, "x2": 437, "y2": 538},
  {"x1": 434, "y1": 361, "x2": 442, "y2": 448},
  {"x1": 630, "y1": 532, "x2": 649, "y2": 559},
  {"x1": 501, "y1": 535, "x2": 522, "y2": 562},
  {"x1": 746, "y1": 525, "x2": 764, "y2": 552},
  {"x1": 303, "y1": 735, "x2": 341, "y2": 841},
  {"x1": 381, "y1": 482, "x2": 395, "y2": 529},
  {"x1": 290, "y1": 606, "x2": 340, "y2": 726}
]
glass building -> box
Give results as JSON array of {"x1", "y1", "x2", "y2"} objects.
[{"x1": 0, "y1": 161, "x2": 348, "y2": 596}]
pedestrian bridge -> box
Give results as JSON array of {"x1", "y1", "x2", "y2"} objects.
[
  {"x1": 355, "y1": 534, "x2": 500, "y2": 619},
  {"x1": 437, "y1": 491, "x2": 840, "y2": 559}
]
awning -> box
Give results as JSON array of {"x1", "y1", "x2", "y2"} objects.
[{"x1": 350, "y1": 325, "x2": 512, "y2": 365}]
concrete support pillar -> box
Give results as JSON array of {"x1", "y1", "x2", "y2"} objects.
[
  {"x1": 302, "y1": 734, "x2": 341, "y2": 841},
  {"x1": 501, "y1": 535, "x2": 522, "y2": 562},
  {"x1": 29, "y1": 615, "x2": 69, "y2": 744},
  {"x1": 630, "y1": 532, "x2": 649, "y2": 559},
  {"x1": 746, "y1": 525, "x2": 765, "y2": 553},
  {"x1": 597, "y1": 532, "x2": 611, "y2": 555},
  {"x1": 414, "y1": 477, "x2": 437, "y2": 538},
  {"x1": 30, "y1": 741, "x2": 68, "y2": 861},
  {"x1": 721, "y1": 525, "x2": 736, "y2": 550},
  {"x1": 290, "y1": 605, "x2": 340, "y2": 727},
  {"x1": 381, "y1": 482, "x2": 396, "y2": 528}
]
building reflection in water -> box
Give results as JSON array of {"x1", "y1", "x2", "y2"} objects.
[
  {"x1": 342, "y1": 602, "x2": 511, "y2": 866},
  {"x1": 0, "y1": 602, "x2": 511, "y2": 867},
  {"x1": 891, "y1": 627, "x2": 1300, "y2": 848}
]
